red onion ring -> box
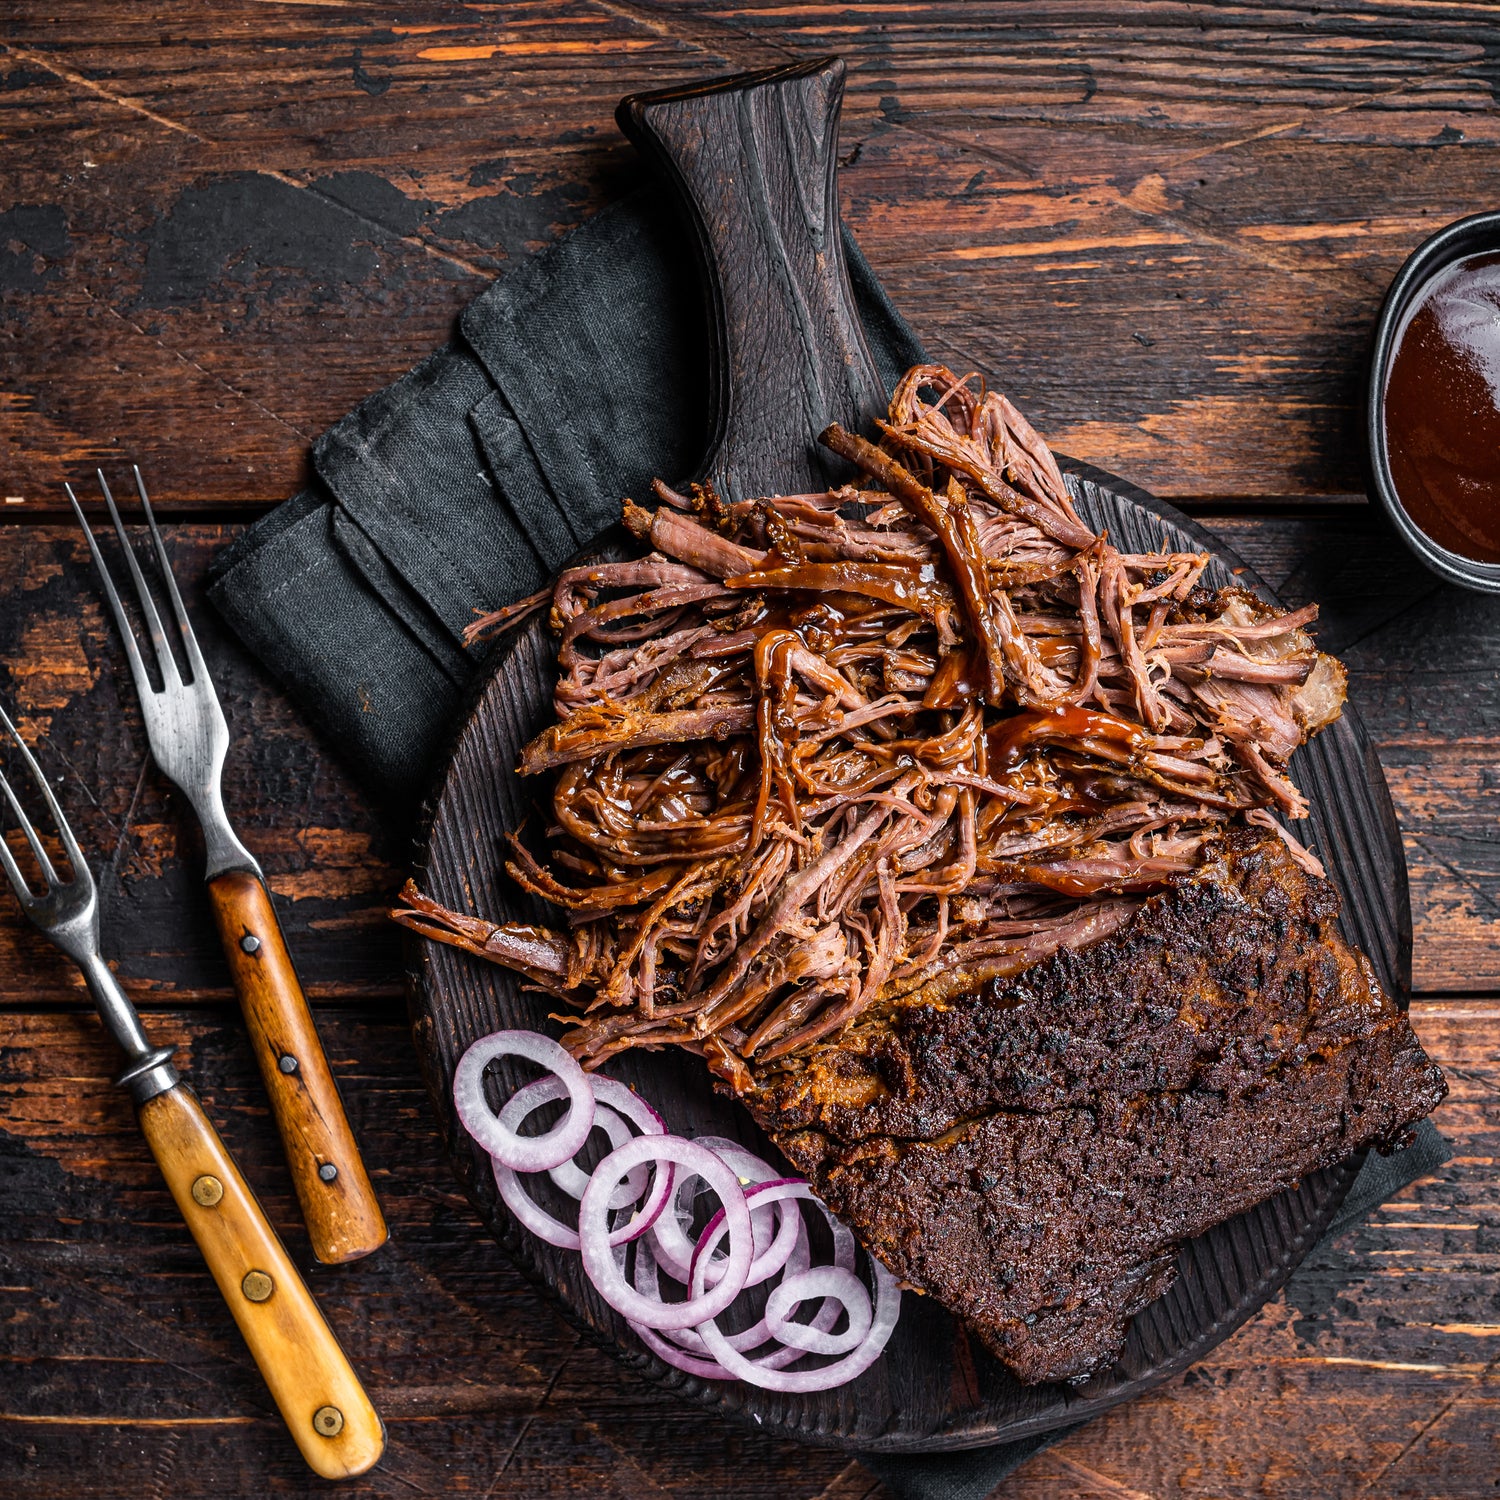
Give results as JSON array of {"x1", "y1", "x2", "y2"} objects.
[
  {"x1": 764, "y1": 1267, "x2": 872, "y2": 1356},
  {"x1": 633, "y1": 1219, "x2": 807, "y2": 1363},
  {"x1": 567, "y1": 1077, "x2": 673, "y2": 1238},
  {"x1": 634, "y1": 1183, "x2": 856, "y2": 1373},
  {"x1": 496, "y1": 1074, "x2": 668, "y2": 1209},
  {"x1": 691, "y1": 1177, "x2": 803, "y2": 1291},
  {"x1": 494, "y1": 1103, "x2": 635, "y2": 1250},
  {"x1": 450, "y1": 1030, "x2": 901, "y2": 1391},
  {"x1": 652, "y1": 1141, "x2": 797, "y2": 1287},
  {"x1": 689, "y1": 1181, "x2": 902, "y2": 1391},
  {"x1": 496, "y1": 1079, "x2": 641, "y2": 1208},
  {"x1": 493, "y1": 1077, "x2": 674, "y2": 1248},
  {"x1": 454, "y1": 1031, "x2": 593, "y2": 1173},
  {"x1": 582, "y1": 1136, "x2": 753, "y2": 1330},
  {"x1": 627, "y1": 1235, "x2": 770, "y2": 1377}
]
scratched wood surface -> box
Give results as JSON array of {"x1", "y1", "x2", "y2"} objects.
[{"x1": 1, "y1": 3, "x2": 1498, "y2": 1497}]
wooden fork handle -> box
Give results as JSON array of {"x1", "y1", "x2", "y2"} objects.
[
  {"x1": 138, "y1": 1083, "x2": 386, "y2": 1479},
  {"x1": 208, "y1": 870, "x2": 388, "y2": 1265}
]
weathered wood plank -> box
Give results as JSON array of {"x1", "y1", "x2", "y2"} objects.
[
  {"x1": 5, "y1": 3, "x2": 1500, "y2": 507},
  {"x1": 3, "y1": 5, "x2": 1499, "y2": 1494},
  {"x1": 0, "y1": 996, "x2": 1485, "y2": 1498}
]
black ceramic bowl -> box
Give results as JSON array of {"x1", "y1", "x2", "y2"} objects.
[{"x1": 1367, "y1": 210, "x2": 1500, "y2": 593}]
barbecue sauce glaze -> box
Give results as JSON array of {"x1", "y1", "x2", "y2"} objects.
[{"x1": 1384, "y1": 251, "x2": 1500, "y2": 562}]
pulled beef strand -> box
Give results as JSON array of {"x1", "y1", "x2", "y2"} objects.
[{"x1": 397, "y1": 365, "x2": 1348, "y2": 1090}]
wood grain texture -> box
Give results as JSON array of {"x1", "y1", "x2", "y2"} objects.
[
  {"x1": 619, "y1": 57, "x2": 887, "y2": 499},
  {"x1": 6, "y1": 2, "x2": 1500, "y2": 507},
  {"x1": 0, "y1": 527, "x2": 406, "y2": 1008},
  {"x1": 0, "y1": 999, "x2": 1484, "y2": 1499},
  {"x1": 208, "y1": 869, "x2": 388, "y2": 1264},
  {"x1": 1, "y1": 2, "x2": 1497, "y2": 1494},
  {"x1": 2, "y1": 514, "x2": 1495, "y2": 1001},
  {"x1": 135, "y1": 1082, "x2": 386, "y2": 1478}
]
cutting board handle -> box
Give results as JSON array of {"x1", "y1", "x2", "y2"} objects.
[{"x1": 618, "y1": 56, "x2": 887, "y2": 502}]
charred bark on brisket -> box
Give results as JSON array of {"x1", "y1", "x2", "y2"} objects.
[{"x1": 754, "y1": 828, "x2": 1445, "y2": 1384}]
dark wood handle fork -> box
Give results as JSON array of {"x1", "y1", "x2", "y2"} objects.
[{"x1": 69, "y1": 467, "x2": 387, "y2": 1266}]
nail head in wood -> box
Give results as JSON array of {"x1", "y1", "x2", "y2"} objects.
[
  {"x1": 241, "y1": 1269, "x2": 274, "y2": 1303},
  {"x1": 278, "y1": 1053, "x2": 299, "y2": 1074},
  {"x1": 318, "y1": 1162, "x2": 338, "y2": 1183},
  {"x1": 240, "y1": 932, "x2": 261, "y2": 954},
  {"x1": 312, "y1": 1405, "x2": 345, "y2": 1438},
  {"x1": 190, "y1": 1173, "x2": 223, "y2": 1207}
]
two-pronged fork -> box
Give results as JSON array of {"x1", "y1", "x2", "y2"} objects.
[
  {"x1": 69, "y1": 470, "x2": 386, "y2": 1265},
  {"x1": 0, "y1": 703, "x2": 384, "y2": 1478}
]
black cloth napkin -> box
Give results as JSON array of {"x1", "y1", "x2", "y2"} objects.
[
  {"x1": 208, "y1": 187, "x2": 918, "y2": 807},
  {"x1": 205, "y1": 185, "x2": 1451, "y2": 1500}
]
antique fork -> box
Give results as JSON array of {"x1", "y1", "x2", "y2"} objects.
[
  {"x1": 68, "y1": 469, "x2": 386, "y2": 1265},
  {"x1": 0, "y1": 703, "x2": 384, "y2": 1477}
]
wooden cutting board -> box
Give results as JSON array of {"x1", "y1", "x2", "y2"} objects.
[{"x1": 404, "y1": 58, "x2": 1409, "y2": 1452}]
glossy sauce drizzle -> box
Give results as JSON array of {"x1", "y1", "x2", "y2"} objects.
[{"x1": 1384, "y1": 251, "x2": 1500, "y2": 562}]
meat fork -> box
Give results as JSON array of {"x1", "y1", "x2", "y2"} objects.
[
  {"x1": 68, "y1": 469, "x2": 386, "y2": 1264},
  {"x1": 0, "y1": 704, "x2": 384, "y2": 1478}
]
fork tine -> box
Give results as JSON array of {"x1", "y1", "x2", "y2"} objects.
[
  {"x1": 133, "y1": 466, "x2": 206, "y2": 682},
  {"x1": 96, "y1": 470, "x2": 181, "y2": 692},
  {"x1": 0, "y1": 703, "x2": 82, "y2": 886},
  {"x1": 67, "y1": 482, "x2": 162, "y2": 710},
  {"x1": 0, "y1": 767, "x2": 37, "y2": 903},
  {"x1": 0, "y1": 762, "x2": 54, "y2": 893}
]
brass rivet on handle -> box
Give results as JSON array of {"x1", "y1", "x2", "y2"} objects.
[
  {"x1": 190, "y1": 1174, "x2": 223, "y2": 1207},
  {"x1": 312, "y1": 1405, "x2": 344, "y2": 1438},
  {"x1": 241, "y1": 1269, "x2": 274, "y2": 1303}
]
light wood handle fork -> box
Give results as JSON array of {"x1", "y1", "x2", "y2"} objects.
[{"x1": 138, "y1": 1083, "x2": 387, "y2": 1480}]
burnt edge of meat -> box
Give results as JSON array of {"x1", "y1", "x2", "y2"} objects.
[{"x1": 743, "y1": 827, "x2": 1446, "y2": 1385}]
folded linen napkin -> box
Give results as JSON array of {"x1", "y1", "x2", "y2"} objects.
[
  {"x1": 207, "y1": 187, "x2": 918, "y2": 805},
  {"x1": 205, "y1": 184, "x2": 1450, "y2": 1500}
]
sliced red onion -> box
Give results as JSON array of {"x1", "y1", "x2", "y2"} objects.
[
  {"x1": 692, "y1": 1135, "x2": 780, "y2": 1183},
  {"x1": 689, "y1": 1181, "x2": 902, "y2": 1391},
  {"x1": 639, "y1": 1185, "x2": 857, "y2": 1373},
  {"x1": 450, "y1": 1030, "x2": 901, "y2": 1392},
  {"x1": 582, "y1": 1077, "x2": 674, "y2": 1240},
  {"x1": 494, "y1": 1080, "x2": 673, "y2": 1248},
  {"x1": 691, "y1": 1261, "x2": 900, "y2": 1393},
  {"x1": 494, "y1": 1158, "x2": 581, "y2": 1249},
  {"x1": 652, "y1": 1139, "x2": 791, "y2": 1284},
  {"x1": 629, "y1": 1317, "x2": 734, "y2": 1379},
  {"x1": 496, "y1": 1079, "x2": 641, "y2": 1207},
  {"x1": 582, "y1": 1136, "x2": 752, "y2": 1330},
  {"x1": 634, "y1": 1218, "x2": 810, "y2": 1363},
  {"x1": 627, "y1": 1235, "x2": 748, "y2": 1376},
  {"x1": 765, "y1": 1267, "x2": 872, "y2": 1355},
  {"x1": 497, "y1": 1074, "x2": 667, "y2": 1209},
  {"x1": 494, "y1": 1102, "x2": 636, "y2": 1250},
  {"x1": 454, "y1": 1031, "x2": 593, "y2": 1173},
  {"x1": 692, "y1": 1177, "x2": 804, "y2": 1291},
  {"x1": 591, "y1": 1075, "x2": 669, "y2": 1139}
]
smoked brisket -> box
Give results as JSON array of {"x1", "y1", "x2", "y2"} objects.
[{"x1": 747, "y1": 826, "x2": 1446, "y2": 1384}]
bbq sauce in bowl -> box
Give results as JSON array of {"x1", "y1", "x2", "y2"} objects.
[{"x1": 1383, "y1": 251, "x2": 1500, "y2": 563}]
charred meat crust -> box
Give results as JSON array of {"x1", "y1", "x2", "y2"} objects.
[{"x1": 745, "y1": 827, "x2": 1446, "y2": 1385}]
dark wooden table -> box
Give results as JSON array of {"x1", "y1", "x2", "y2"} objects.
[{"x1": 2, "y1": 5, "x2": 1497, "y2": 1496}]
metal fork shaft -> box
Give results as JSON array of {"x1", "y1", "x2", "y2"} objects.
[{"x1": 75, "y1": 951, "x2": 181, "y2": 1102}]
